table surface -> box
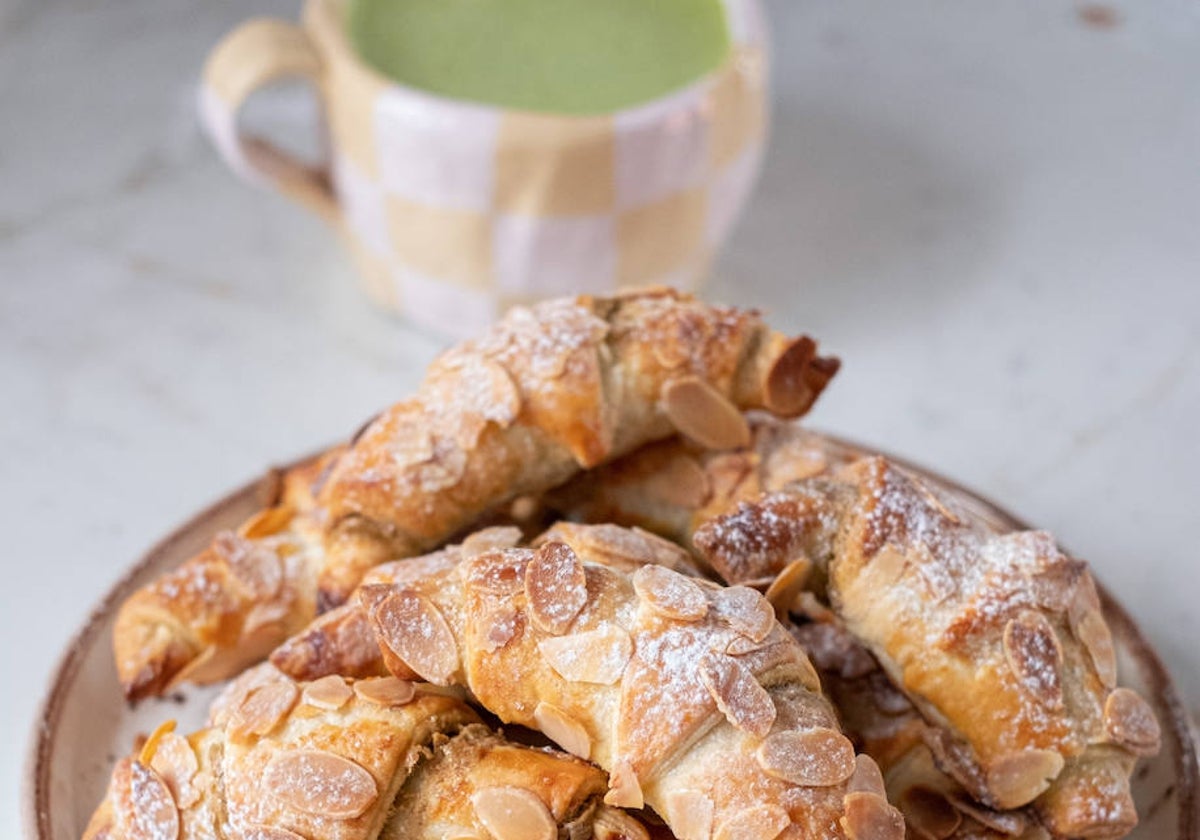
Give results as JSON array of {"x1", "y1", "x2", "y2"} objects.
[{"x1": 3, "y1": 0, "x2": 1198, "y2": 832}]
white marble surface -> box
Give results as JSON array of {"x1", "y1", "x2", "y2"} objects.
[{"x1": 2, "y1": 0, "x2": 1198, "y2": 832}]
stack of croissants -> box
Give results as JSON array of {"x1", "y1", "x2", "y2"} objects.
[{"x1": 85, "y1": 289, "x2": 1161, "y2": 840}]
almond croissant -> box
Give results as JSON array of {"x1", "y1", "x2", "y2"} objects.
[
  {"x1": 551, "y1": 420, "x2": 1160, "y2": 838},
  {"x1": 114, "y1": 289, "x2": 838, "y2": 700},
  {"x1": 356, "y1": 527, "x2": 906, "y2": 840},
  {"x1": 84, "y1": 667, "x2": 642, "y2": 840}
]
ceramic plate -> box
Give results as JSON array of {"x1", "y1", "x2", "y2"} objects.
[{"x1": 23, "y1": 440, "x2": 1199, "y2": 839}]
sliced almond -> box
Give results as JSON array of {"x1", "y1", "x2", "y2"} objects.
[
  {"x1": 1002, "y1": 611, "x2": 1064, "y2": 710},
  {"x1": 230, "y1": 680, "x2": 298, "y2": 740},
  {"x1": 899, "y1": 787, "x2": 961, "y2": 840},
  {"x1": 138, "y1": 720, "x2": 177, "y2": 765},
  {"x1": 1068, "y1": 581, "x2": 1118, "y2": 688},
  {"x1": 215, "y1": 532, "x2": 283, "y2": 599},
  {"x1": 538, "y1": 625, "x2": 632, "y2": 685},
  {"x1": 265, "y1": 750, "x2": 378, "y2": 819},
  {"x1": 763, "y1": 557, "x2": 812, "y2": 620},
  {"x1": 239, "y1": 506, "x2": 293, "y2": 539},
  {"x1": 756, "y1": 728, "x2": 856, "y2": 787},
  {"x1": 664, "y1": 790, "x2": 715, "y2": 840},
  {"x1": 116, "y1": 759, "x2": 180, "y2": 840},
  {"x1": 460, "y1": 551, "x2": 528, "y2": 595},
  {"x1": 484, "y1": 604, "x2": 523, "y2": 652},
  {"x1": 632, "y1": 564, "x2": 708, "y2": 621},
  {"x1": 148, "y1": 732, "x2": 200, "y2": 810},
  {"x1": 525, "y1": 542, "x2": 589, "y2": 635},
  {"x1": 847, "y1": 754, "x2": 886, "y2": 797},
  {"x1": 840, "y1": 792, "x2": 904, "y2": 840},
  {"x1": 713, "y1": 804, "x2": 790, "y2": 840},
  {"x1": 471, "y1": 786, "x2": 556, "y2": 840},
  {"x1": 711, "y1": 586, "x2": 775, "y2": 642},
  {"x1": 354, "y1": 676, "x2": 416, "y2": 707},
  {"x1": 1104, "y1": 687, "x2": 1161, "y2": 755},
  {"x1": 604, "y1": 757, "x2": 644, "y2": 809},
  {"x1": 700, "y1": 653, "x2": 776, "y2": 737},
  {"x1": 303, "y1": 675, "x2": 353, "y2": 710},
  {"x1": 533, "y1": 702, "x2": 591, "y2": 759},
  {"x1": 662, "y1": 377, "x2": 752, "y2": 451},
  {"x1": 985, "y1": 749, "x2": 1064, "y2": 809},
  {"x1": 944, "y1": 792, "x2": 1027, "y2": 835},
  {"x1": 644, "y1": 453, "x2": 712, "y2": 509},
  {"x1": 462, "y1": 526, "x2": 523, "y2": 559},
  {"x1": 372, "y1": 588, "x2": 459, "y2": 685},
  {"x1": 235, "y1": 828, "x2": 308, "y2": 840},
  {"x1": 593, "y1": 805, "x2": 650, "y2": 840}
]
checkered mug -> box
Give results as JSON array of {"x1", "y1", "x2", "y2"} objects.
[{"x1": 200, "y1": 0, "x2": 767, "y2": 337}]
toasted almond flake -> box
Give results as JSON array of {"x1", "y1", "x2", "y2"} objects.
[
  {"x1": 138, "y1": 720, "x2": 177, "y2": 765},
  {"x1": 594, "y1": 805, "x2": 650, "y2": 840},
  {"x1": 484, "y1": 603, "x2": 523, "y2": 652},
  {"x1": 149, "y1": 732, "x2": 200, "y2": 809},
  {"x1": 460, "y1": 551, "x2": 528, "y2": 594},
  {"x1": 215, "y1": 532, "x2": 283, "y2": 599},
  {"x1": 944, "y1": 792, "x2": 1027, "y2": 835},
  {"x1": 265, "y1": 750, "x2": 378, "y2": 819},
  {"x1": 603, "y1": 758, "x2": 644, "y2": 809},
  {"x1": 533, "y1": 702, "x2": 591, "y2": 759},
  {"x1": 633, "y1": 564, "x2": 708, "y2": 621},
  {"x1": 230, "y1": 680, "x2": 298, "y2": 740},
  {"x1": 763, "y1": 558, "x2": 812, "y2": 620},
  {"x1": 700, "y1": 653, "x2": 776, "y2": 737},
  {"x1": 1104, "y1": 687, "x2": 1161, "y2": 755},
  {"x1": 525, "y1": 542, "x2": 588, "y2": 635},
  {"x1": 723, "y1": 635, "x2": 764, "y2": 656},
  {"x1": 471, "y1": 786, "x2": 556, "y2": 840},
  {"x1": 711, "y1": 587, "x2": 775, "y2": 642},
  {"x1": 644, "y1": 454, "x2": 712, "y2": 508},
  {"x1": 538, "y1": 625, "x2": 632, "y2": 685},
  {"x1": 664, "y1": 790, "x2": 715, "y2": 840},
  {"x1": 303, "y1": 675, "x2": 353, "y2": 710},
  {"x1": 1069, "y1": 589, "x2": 1118, "y2": 688},
  {"x1": 373, "y1": 588, "x2": 459, "y2": 685},
  {"x1": 764, "y1": 336, "x2": 817, "y2": 417},
  {"x1": 1002, "y1": 611, "x2": 1064, "y2": 710},
  {"x1": 119, "y1": 760, "x2": 180, "y2": 840},
  {"x1": 899, "y1": 787, "x2": 961, "y2": 840},
  {"x1": 840, "y1": 792, "x2": 904, "y2": 840},
  {"x1": 847, "y1": 754, "x2": 886, "y2": 797},
  {"x1": 235, "y1": 827, "x2": 308, "y2": 840},
  {"x1": 462, "y1": 526, "x2": 523, "y2": 559},
  {"x1": 985, "y1": 750, "x2": 1064, "y2": 809},
  {"x1": 713, "y1": 804, "x2": 790, "y2": 840},
  {"x1": 354, "y1": 676, "x2": 417, "y2": 707},
  {"x1": 662, "y1": 377, "x2": 752, "y2": 451},
  {"x1": 756, "y1": 728, "x2": 856, "y2": 787},
  {"x1": 239, "y1": 506, "x2": 293, "y2": 539}
]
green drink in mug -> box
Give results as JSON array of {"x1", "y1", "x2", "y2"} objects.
[{"x1": 200, "y1": 0, "x2": 767, "y2": 336}]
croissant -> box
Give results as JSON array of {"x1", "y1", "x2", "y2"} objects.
[
  {"x1": 552, "y1": 422, "x2": 1160, "y2": 837},
  {"x1": 317, "y1": 287, "x2": 840, "y2": 605},
  {"x1": 114, "y1": 289, "x2": 838, "y2": 700},
  {"x1": 269, "y1": 523, "x2": 700, "y2": 684},
  {"x1": 356, "y1": 526, "x2": 906, "y2": 840},
  {"x1": 793, "y1": 618, "x2": 1047, "y2": 840},
  {"x1": 113, "y1": 450, "x2": 338, "y2": 700},
  {"x1": 84, "y1": 666, "x2": 642, "y2": 840}
]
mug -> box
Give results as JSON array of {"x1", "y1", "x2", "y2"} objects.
[{"x1": 200, "y1": 0, "x2": 768, "y2": 337}]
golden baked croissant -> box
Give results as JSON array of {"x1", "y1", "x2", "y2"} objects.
[
  {"x1": 269, "y1": 523, "x2": 700, "y2": 683},
  {"x1": 114, "y1": 289, "x2": 838, "y2": 700},
  {"x1": 317, "y1": 287, "x2": 839, "y2": 605},
  {"x1": 551, "y1": 422, "x2": 1160, "y2": 838},
  {"x1": 794, "y1": 618, "x2": 1048, "y2": 840},
  {"x1": 84, "y1": 666, "x2": 641, "y2": 840},
  {"x1": 113, "y1": 450, "x2": 338, "y2": 700},
  {"x1": 355, "y1": 526, "x2": 906, "y2": 840}
]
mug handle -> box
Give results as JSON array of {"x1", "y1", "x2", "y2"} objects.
[{"x1": 198, "y1": 18, "x2": 337, "y2": 223}]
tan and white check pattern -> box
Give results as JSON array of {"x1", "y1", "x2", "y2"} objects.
[{"x1": 202, "y1": 0, "x2": 768, "y2": 337}]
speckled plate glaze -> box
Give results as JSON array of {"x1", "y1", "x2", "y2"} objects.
[{"x1": 22, "y1": 439, "x2": 1199, "y2": 840}]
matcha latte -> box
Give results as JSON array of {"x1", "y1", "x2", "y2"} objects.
[{"x1": 347, "y1": 0, "x2": 731, "y2": 114}]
